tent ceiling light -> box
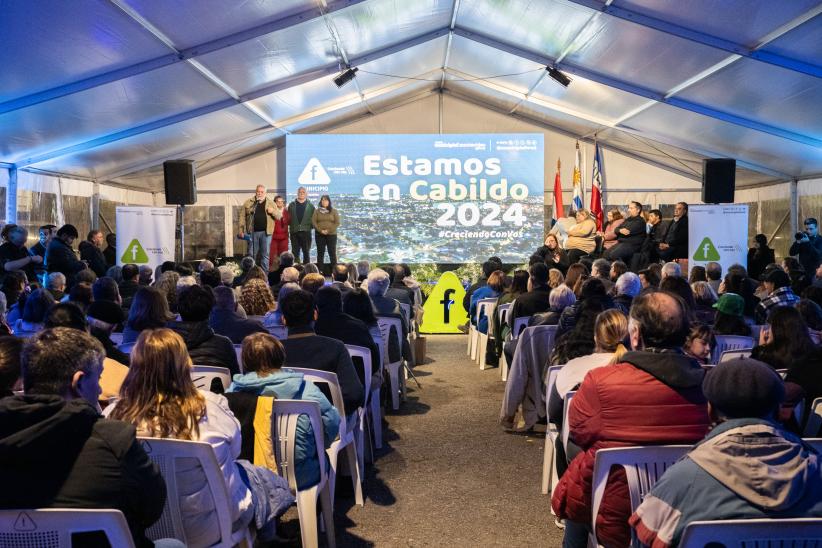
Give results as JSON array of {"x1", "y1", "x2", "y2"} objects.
[
  {"x1": 546, "y1": 66, "x2": 571, "y2": 88},
  {"x1": 333, "y1": 67, "x2": 359, "y2": 88}
]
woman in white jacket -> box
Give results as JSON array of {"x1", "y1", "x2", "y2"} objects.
[{"x1": 107, "y1": 328, "x2": 293, "y2": 545}]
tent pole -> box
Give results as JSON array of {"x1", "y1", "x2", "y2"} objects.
[{"x1": 6, "y1": 167, "x2": 17, "y2": 223}]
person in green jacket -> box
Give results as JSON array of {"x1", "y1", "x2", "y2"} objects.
[
  {"x1": 312, "y1": 194, "x2": 341, "y2": 275},
  {"x1": 287, "y1": 187, "x2": 315, "y2": 264}
]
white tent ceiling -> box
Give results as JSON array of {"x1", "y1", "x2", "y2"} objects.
[{"x1": 2, "y1": 0, "x2": 821, "y2": 192}]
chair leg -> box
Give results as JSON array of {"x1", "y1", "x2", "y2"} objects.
[
  {"x1": 400, "y1": 362, "x2": 407, "y2": 402},
  {"x1": 296, "y1": 487, "x2": 320, "y2": 548},
  {"x1": 319, "y1": 483, "x2": 336, "y2": 548},
  {"x1": 326, "y1": 447, "x2": 340, "y2": 509},
  {"x1": 541, "y1": 432, "x2": 554, "y2": 495},
  {"x1": 355, "y1": 413, "x2": 366, "y2": 477},
  {"x1": 370, "y1": 388, "x2": 383, "y2": 448},
  {"x1": 501, "y1": 354, "x2": 509, "y2": 382},
  {"x1": 388, "y1": 364, "x2": 400, "y2": 410},
  {"x1": 345, "y1": 442, "x2": 364, "y2": 506}
]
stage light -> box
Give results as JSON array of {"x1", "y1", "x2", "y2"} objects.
[
  {"x1": 546, "y1": 66, "x2": 571, "y2": 88},
  {"x1": 333, "y1": 67, "x2": 359, "y2": 88}
]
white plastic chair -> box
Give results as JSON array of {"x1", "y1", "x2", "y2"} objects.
[
  {"x1": 398, "y1": 303, "x2": 416, "y2": 366},
  {"x1": 289, "y1": 368, "x2": 364, "y2": 508},
  {"x1": 376, "y1": 316, "x2": 405, "y2": 410},
  {"x1": 805, "y1": 438, "x2": 822, "y2": 453},
  {"x1": 711, "y1": 335, "x2": 754, "y2": 364},
  {"x1": 346, "y1": 343, "x2": 380, "y2": 460},
  {"x1": 541, "y1": 364, "x2": 563, "y2": 495},
  {"x1": 475, "y1": 299, "x2": 498, "y2": 369},
  {"x1": 511, "y1": 316, "x2": 531, "y2": 339},
  {"x1": 590, "y1": 445, "x2": 692, "y2": 547},
  {"x1": 561, "y1": 391, "x2": 576, "y2": 455},
  {"x1": 109, "y1": 332, "x2": 124, "y2": 345},
  {"x1": 137, "y1": 437, "x2": 252, "y2": 548},
  {"x1": 118, "y1": 342, "x2": 136, "y2": 354},
  {"x1": 233, "y1": 344, "x2": 243, "y2": 372},
  {"x1": 271, "y1": 399, "x2": 336, "y2": 548},
  {"x1": 679, "y1": 518, "x2": 822, "y2": 547},
  {"x1": 268, "y1": 325, "x2": 288, "y2": 339},
  {"x1": 718, "y1": 348, "x2": 752, "y2": 362},
  {"x1": 190, "y1": 365, "x2": 231, "y2": 393},
  {"x1": 804, "y1": 398, "x2": 822, "y2": 437},
  {"x1": 500, "y1": 315, "x2": 532, "y2": 381},
  {"x1": 0, "y1": 509, "x2": 135, "y2": 548}
]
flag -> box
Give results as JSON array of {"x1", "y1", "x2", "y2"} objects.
[
  {"x1": 552, "y1": 158, "x2": 564, "y2": 225},
  {"x1": 572, "y1": 141, "x2": 584, "y2": 211},
  {"x1": 590, "y1": 143, "x2": 604, "y2": 230}
]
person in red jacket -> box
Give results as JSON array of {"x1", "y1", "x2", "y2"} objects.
[
  {"x1": 269, "y1": 194, "x2": 290, "y2": 265},
  {"x1": 551, "y1": 290, "x2": 710, "y2": 548}
]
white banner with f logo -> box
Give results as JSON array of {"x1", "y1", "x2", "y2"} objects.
[
  {"x1": 115, "y1": 207, "x2": 176, "y2": 269},
  {"x1": 688, "y1": 204, "x2": 748, "y2": 274}
]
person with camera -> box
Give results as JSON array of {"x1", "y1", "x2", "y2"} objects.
[{"x1": 789, "y1": 217, "x2": 822, "y2": 276}]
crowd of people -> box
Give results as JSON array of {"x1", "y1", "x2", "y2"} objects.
[{"x1": 2, "y1": 202, "x2": 822, "y2": 546}]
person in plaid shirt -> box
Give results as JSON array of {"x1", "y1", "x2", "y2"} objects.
[{"x1": 755, "y1": 269, "x2": 799, "y2": 324}]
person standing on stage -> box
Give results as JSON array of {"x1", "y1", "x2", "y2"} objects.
[
  {"x1": 269, "y1": 194, "x2": 290, "y2": 260},
  {"x1": 239, "y1": 185, "x2": 280, "y2": 274},
  {"x1": 312, "y1": 194, "x2": 340, "y2": 275},
  {"x1": 288, "y1": 187, "x2": 315, "y2": 264}
]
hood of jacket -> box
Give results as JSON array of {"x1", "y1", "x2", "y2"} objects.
[
  {"x1": 230, "y1": 369, "x2": 307, "y2": 398},
  {"x1": 168, "y1": 320, "x2": 215, "y2": 349},
  {"x1": 0, "y1": 395, "x2": 97, "y2": 466},
  {"x1": 689, "y1": 418, "x2": 819, "y2": 511},
  {"x1": 620, "y1": 349, "x2": 704, "y2": 389}
]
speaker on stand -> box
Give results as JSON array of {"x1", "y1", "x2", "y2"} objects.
[
  {"x1": 702, "y1": 158, "x2": 736, "y2": 203},
  {"x1": 164, "y1": 160, "x2": 197, "y2": 262}
]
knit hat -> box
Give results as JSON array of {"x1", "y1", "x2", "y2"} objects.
[
  {"x1": 763, "y1": 268, "x2": 791, "y2": 289},
  {"x1": 703, "y1": 358, "x2": 785, "y2": 418},
  {"x1": 86, "y1": 300, "x2": 125, "y2": 325},
  {"x1": 712, "y1": 293, "x2": 745, "y2": 317}
]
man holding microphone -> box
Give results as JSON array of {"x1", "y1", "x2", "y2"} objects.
[{"x1": 239, "y1": 185, "x2": 281, "y2": 273}]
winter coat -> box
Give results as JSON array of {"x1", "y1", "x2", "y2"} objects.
[
  {"x1": 209, "y1": 307, "x2": 268, "y2": 344},
  {"x1": 615, "y1": 215, "x2": 647, "y2": 250},
  {"x1": 314, "y1": 310, "x2": 381, "y2": 388},
  {"x1": 566, "y1": 218, "x2": 597, "y2": 253},
  {"x1": 167, "y1": 319, "x2": 240, "y2": 375},
  {"x1": 312, "y1": 207, "x2": 340, "y2": 235},
  {"x1": 0, "y1": 395, "x2": 166, "y2": 547},
  {"x1": 79, "y1": 240, "x2": 107, "y2": 278},
  {"x1": 630, "y1": 418, "x2": 822, "y2": 548},
  {"x1": 602, "y1": 218, "x2": 625, "y2": 249},
  {"x1": 551, "y1": 350, "x2": 710, "y2": 547},
  {"x1": 469, "y1": 285, "x2": 501, "y2": 334},
  {"x1": 239, "y1": 196, "x2": 281, "y2": 236},
  {"x1": 45, "y1": 238, "x2": 86, "y2": 288},
  {"x1": 273, "y1": 207, "x2": 290, "y2": 240},
  {"x1": 228, "y1": 370, "x2": 340, "y2": 490},
  {"x1": 287, "y1": 199, "x2": 315, "y2": 233}
]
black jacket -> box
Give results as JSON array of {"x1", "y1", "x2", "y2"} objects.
[
  {"x1": 509, "y1": 284, "x2": 552, "y2": 328},
  {"x1": 208, "y1": 308, "x2": 268, "y2": 344},
  {"x1": 0, "y1": 395, "x2": 166, "y2": 547},
  {"x1": 315, "y1": 310, "x2": 381, "y2": 387},
  {"x1": 747, "y1": 247, "x2": 775, "y2": 281},
  {"x1": 281, "y1": 327, "x2": 364, "y2": 414},
  {"x1": 79, "y1": 241, "x2": 107, "y2": 278},
  {"x1": 535, "y1": 246, "x2": 569, "y2": 275},
  {"x1": 167, "y1": 320, "x2": 239, "y2": 375},
  {"x1": 789, "y1": 235, "x2": 822, "y2": 275},
  {"x1": 103, "y1": 245, "x2": 117, "y2": 268},
  {"x1": 615, "y1": 215, "x2": 647, "y2": 250},
  {"x1": 662, "y1": 215, "x2": 689, "y2": 258},
  {"x1": 386, "y1": 286, "x2": 412, "y2": 307},
  {"x1": 118, "y1": 279, "x2": 140, "y2": 311},
  {"x1": 45, "y1": 238, "x2": 86, "y2": 288}
]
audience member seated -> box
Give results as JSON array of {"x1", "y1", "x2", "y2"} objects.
[
  {"x1": 0, "y1": 336, "x2": 23, "y2": 396},
  {"x1": 0, "y1": 225, "x2": 41, "y2": 283},
  {"x1": 331, "y1": 263, "x2": 354, "y2": 297},
  {"x1": 565, "y1": 209, "x2": 597, "y2": 264},
  {"x1": 711, "y1": 293, "x2": 751, "y2": 336},
  {"x1": 691, "y1": 280, "x2": 718, "y2": 324},
  {"x1": 797, "y1": 298, "x2": 822, "y2": 343},
  {"x1": 659, "y1": 275, "x2": 696, "y2": 317},
  {"x1": 232, "y1": 256, "x2": 256, "y2": 288},
  {"x1": 783, "y1": 256, "x2": 811, "y2": 295},
  {"x1": 46, "y1": 272, "x2": 66, "y2": 301},
  {"x1": 509, "y1": 262, "x2": 552, "y2": 330},
  {"x1": 168, "y1": 285, "x2": 239, "y2": 375},
  {"x1": 46, "y1": 224, "x2": 87, "y2": 288},
  {"x1": 612, "y1": 272, "x2": 641, "y2": 315},
  {"x1": 564, "y1": 263, "x2": 587, "y2": 293},
  {"x1": 268, "y1": 251, "x2": 293, "y2": 286},
  {"x1": 300, "y1": 272, "x2": 326, "y2": 295},
  {"x1": 630, "y1": 358, "x2": 822, "y2": 547},
  {"x1": 239, "y1": 278, "x2": 276, "y2": 317},
  {"x1": 552, "y1": 291, "x2": 710, "y2": 548},
  {"x1": 388, "y1": 264, "x2": 416, "y2": 306},
  {"x1": 688, "y1": 265, "x2": 707, "y2": 283},
  {"x1": 683, "y1": 324, "x2": 713, "y2": 365},
  {"x1": 342, "y1": 288, "x2": 384, "y2": 357},
  {"x1": 548, "y1": 268, "x2": 565, "y2": 289},
  {"x1": 590, "y1": 259, "x2": 613, "y2": 294},
  {"x1": 755, "y1": 269, "x2": 800, "y2": 324},
  {"x1": 262, "y1": 282, "x2": 300, "y2": 328},
  {"x1": 226, "y1": 333, "x2": 340, "y2": 489},
  {"x1": 604, "y1": 201, "x2": 646, "y2": 264},
  {"x1": 706, "y1": 261, "x2": 722, "y2": 292},
  {"x1": 660, "y1": 261, "x2": 681, "y2": 280},
  {"x1": 0, "y1": 327, "x2": 167, "y2": 547},
  {"x1": 600, "y1": 209, "x2": 624, "y2": 252},
  {"x1": 355, "y1": 260, "x2": 370, "y2": 283},
  {"x1": 557, "y1": 278, "x2": 613, "y2": 337},
  {"x1": 1, "y1": 271, "x2": 27, "y2": 324},
  {"x1": 368, "y1": 268, "x2": 411, "y2": 363},
  {"x1": 272, "y1": 266, "x2": 300, "y2": 297},
  {"x1": 279, "y1": 290, "x2": 364, "y2": 415},
  {"x1": 107, "y1": 329, "x2": 292, "y2": 544},
  {"x1": 638, "y1": 267, "x2": 660, "y2": 290},
  {"x1": 122, "y1": 287, "x2": 175, "y2": 345},
  {"x1": 531, "y1": 285, "x2": 576, "y2": 328},
  {"x1": 315, "y1": 286, "x2": 380, "y2": 388},
  {"x1": 107, "y1": 265, "x2": 123, "y2": 284},
  {"x1": 138, "y1": 265, "x2": 153, "y2": 286},
  {"x1": 198, "y1": 266, "x2": 220, "y2": 288},
  {"x1": 751, "y1": 306, "x2": 816, "y2": 373},
  {"x1": 87, "y1": 300, "x2": 129, "y2": 365},
  {"x1": 209, "y1": 286, "x2": 267, "y2": 344},
  {"x1": 536, "y1": 234, "x2": 569, "y2": 275},
  {"x1": 470, "y1": 270, "x2": 505, "y2": 335},
  {"x1": 119, "y1": 263, "x2": 141, "y2": 310},
  {"x1": 490, "y1": 269, "x2": 529, "y2": 359},
  {"x1": 721, "y1": 271, "x2": 759, "y2": 318},
  {"x1": 462, "y1": 258, "x2": 502, "y2": 314},
  {"x1": 67, "y1": 282, "x2": 93, "y2": 313},
  {"x1": 217, "y1": 265, "x2": 235, "y2": 287},
  {"x1": 92, "y1": 276, "x2": 122, "y2": 308},
  {"x1": 12, "y1": 287, "x2": 54, "y2": 335}
]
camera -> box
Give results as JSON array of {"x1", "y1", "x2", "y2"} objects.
[{"x1": 795, "y1": 232, "x2": 806, "y2": 240}]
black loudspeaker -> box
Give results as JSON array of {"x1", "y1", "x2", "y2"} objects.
[
  {"x1": 164, "y1": 160, "x2": 197, "y2": 205},
  {"x1": 702, "y1": 158, "x2": 736, "y2": 203}
]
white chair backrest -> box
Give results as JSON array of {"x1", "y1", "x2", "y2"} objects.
[
  {"x1": 545, "y1": 365, "x2": 563, "y2": 424},
  {"x1": 560, "y1": 391, "x2": 576, "y2": 452},
  {"x1": 0, "y1": 509, "x2": 135, "y2": 548},
  {"x1": 591, "y1": 445, "x2": 692, "y2": 543},
  {"x1": 398, "y1": 303, "x2": 412, "y2": 324},
  {"x1": 137, "y1": 437, "x2": 235, "y2": 546},
  {"x1": 345, "y1": 344, "x2": 372, "y2": 401},
  {"x1": 271, "y1": 399, "x2": 328, "y2": 493},
  {"x1": 679, "y1": 518, "x2": 822, "y2": 547},
  {"x1": 268, "y1": 325, "x2": 288, "y2": 339},
  {"x1": 712, "y1": 335, "x2": 754, "y2": 363},
  {"x1": 497, "y1": 303, "x2": 512, "y2": 326},
  {"x1": 288, "y1": 368, "x2": 350, "y2": 432},
  {"x1": 511, "y1": 316, "x2": 531, "y2": 338},
  {"x1": 370, "y1": 329, "x2": 385, "y2": 369},
  {"x1": 109, "y1": 332, "x2": 124, "y2": 345},
  {"x1": 805, "y1": 399, "x2": 822, "y2": 437},
  {"x1": 376, "y1": 316, "x2": 403, "y2": 366},
  {"x1": 190, "y1": 365, "x2": 231, "y2": 393},
  {"x1": 718, "y1": 349, "x2": 752, "y2": 362},
  {"x1": 805, "y1": 438, "x2": 822, "y2": 453},
  {"x1": 475, "y1": 298, "x2": 497, "y2": 323},
  {"x1": 118, "y1": 342, "x2": 136, "y2": 355}
]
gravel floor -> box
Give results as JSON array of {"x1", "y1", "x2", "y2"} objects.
[{"x1": 278, "y1": 334, "x2": 563, "y2": 547}]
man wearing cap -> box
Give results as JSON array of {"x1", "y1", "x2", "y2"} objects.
[
  {"x1": 755, "y1": 269, "x2": 800, "y2": 324},
  {"x1": 630, "y1": 358, "x2": 822, "y2": 548}
]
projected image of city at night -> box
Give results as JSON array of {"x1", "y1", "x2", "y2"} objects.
[{"x1": 286, "y1": 134, "x2": 544, "y2": 264}]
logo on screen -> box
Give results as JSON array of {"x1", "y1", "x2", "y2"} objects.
[
  {"x1": 298, "y1": 158, "x2": 330, "y2": 186},
  {"x1": 693, "y1": 237, "x2": 720, "y2": 261}
]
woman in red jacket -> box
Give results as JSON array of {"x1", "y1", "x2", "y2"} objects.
[
  {"x1": 551, "y1": 291, "x2": 710, "y2": 547},
  {"x1": 269, "y1": 194, "x2": 290, "y2": 264}
]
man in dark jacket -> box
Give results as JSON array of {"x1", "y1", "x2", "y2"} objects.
[
  {"x1": 0, "y1": 327, "x2": 166, "y2": 547},
  {"x1": 45, "y1": 224, "x2": 87, "y2": 289},
  {"x1": 103, "y1": 233, "x2": 117, "y2": 268},
  {"x1": 330, "y1": 264, "x2": 353, "y2": 298},
  {"x1": 119, "y1": 263, "x2": 141, "y2": 311},
  {"x1": 168, "y1": 284, "x2": 239, "y2": 375},
  {"x1": 30, "y1": 224, "x2": 56, "y2": 258},
  {"x1": 0, "y1": 225, "x2": 41, "y2": 283},
  {"x1": 508, "y1": 262, "x2": 552, "y2": 329},
  {"x1": 658, "y1": 202, "x2": 689, "y2": 261},
  {"x1": 79, "y1": 230, "x2": 108, "y2": 278},
  {"x1": 368, "y1": 268, "x2": 411, "y2": 363},
  {"x1": 287, "y1": 187, "x2": 315, "y2": 264},
  {"x1": 314, "y1": 285, "x2": 380, "y2": 388},
  {"x1": 280, "y1": 289, "x2": 364, "y2": 415},
  {"x1": 789, "y1": 217, "x2": 822, "y2": 275},
  {"x1": 462, "y1": 258, "x2": 502, "y2": 312},
  {"x1": 209, "y1": 285, "x2": 267, "y2": 344},
  {"x1": 604, "y1": 201, "x2": 647, "y2": 264}
]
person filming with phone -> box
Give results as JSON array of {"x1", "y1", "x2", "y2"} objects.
[{"x1": 789, "y1": 217, "x2": 822, "y2": 276}]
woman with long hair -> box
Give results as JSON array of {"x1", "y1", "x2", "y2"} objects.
[
  {"x1": 491, "y1": 269, "x2": 529, "y2": 361},
  {"x1": 751, "y1": 306, "x2": 817, "y2": 371},
  {"x1": 107, "y1": 328, "x2": 292, "y2": 545},
  {"x1": 564, "y1": 262, "x2": 588, "y2": 294},
  {"x1": 537, "y1": 233, "x2": 569, "y2": 275},
  {"x1": 470, "y1": 270, "x2": 505, "y2": 335},
  {"x1": 122, "y1": 286, "x2": 175, "y2": 344},
  {"x1": 239, "y1": 278, "x2": 276, "y2": 316},
  {"x1": 601, "y1": 209, "x2": 625, "y2": 251},
  {"x1": 311, "y1": 194, "x2": 340, "y2": 274},
  {"x1": 712, "y1": 293, "x2": 752, "y2": 336},
  {"x1": 152, "y1": 270, "x2": 180, "y2": 313},
  {"x1": 688, "y1": 265, "x2": 707, "y2": 283},
  {"x1": 691, "y1": 280, "x2": 718, "y2": 324},
  {"x1": 548, "y1": 268, "x2": 565, "y2": 289}
]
